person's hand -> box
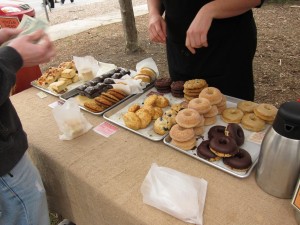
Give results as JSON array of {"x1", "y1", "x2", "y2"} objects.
[
  {"x1": 148, "y1": 14, "x2": 167, "y2": 43},
  {"x1": 8, "y1": 30, "x2": 55, "y2": 67},
  {"x1": 0, "y1": 28, "x2": 22, "y2": 45},
  {"x1": 185, "y1": 8, "x2": 213, "y2": 54}
]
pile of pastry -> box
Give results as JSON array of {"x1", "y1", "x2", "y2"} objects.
[
  {"x1": 36, "y1": 61, "x2": 79, "y2": 93},
  {"x1": 122, "y1": 94, "x2": 170, "y2": 131}
]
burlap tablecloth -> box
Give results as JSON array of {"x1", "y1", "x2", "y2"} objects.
[{"x1": 11, "y1": 88, "x2": 297, "y2": 225}]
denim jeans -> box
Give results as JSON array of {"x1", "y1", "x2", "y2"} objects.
[{"x1": 0, "y1": 153, "x2": 50, "y2": 225}]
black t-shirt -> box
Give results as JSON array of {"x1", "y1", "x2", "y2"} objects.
[{"x1": 161, "y1": 0, "x2": 264, "y2": 100}]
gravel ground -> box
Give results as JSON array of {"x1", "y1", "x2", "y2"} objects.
[{"x1": 41, "y1": 0, "x2": 147, "y2": 25}]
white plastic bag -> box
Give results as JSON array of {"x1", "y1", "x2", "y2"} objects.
[
  {"x1": 141, "y1": 163, "x2": 207, "y2": 225},
  {"x1": 52, "y1": 98, "x2": 93, "y2": 140}
]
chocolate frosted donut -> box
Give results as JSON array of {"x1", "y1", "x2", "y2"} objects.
[
  {"x1": 223, "y1": 148, "x2": 252, "y2": 171},
  {"x1": 197, "y1": 140, "x2": 220, "y2": 162},
  {"x1": 209, "y1": 136, "x2": 239, "y2": 157},
  {"x1": 225, "y1": 123, "x2": 245, "y2": 146},
  {"x1": 208, "y1": 125, "x2": 226, "y2": 140}
]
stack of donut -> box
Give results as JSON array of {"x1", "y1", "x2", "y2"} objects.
[
  {"x1": 197, "y1": 123, "x2": 253, "y2": 171},
  {"x1": 186, "y1": 86, "x2": 226, "y2": 129},
  {"x1": 199, "y1": 87, "x2": 227, "y2": 115},
  {"x1": 221, "y1": 101, "x2": 278, "y2": 132},
  {"x1": 169, "y1": 108, "x2": 201, "y2": 150},
  {"x1": 183, "y1": 79, "x2": 208, "y2": 101},
  {"x1": 122, "y1": 94, "x2": 169, "y2": 131}
]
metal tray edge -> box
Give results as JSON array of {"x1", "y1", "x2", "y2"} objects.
[
  {"x1": 31, "y1": 81, "x2": 60, "y2": 97},
  {"x1": 163, "y1": 134, "x2": 257, "y2": 179}
]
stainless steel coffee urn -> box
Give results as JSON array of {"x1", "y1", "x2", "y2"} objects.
[{"x1": 256, "y1": 101, "x2": 300, "y2": 198}]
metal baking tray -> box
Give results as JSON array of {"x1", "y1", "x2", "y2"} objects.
[
  {"x1": 163, "y1": 96, "x2": 269, "y2": 179},
  {"x1": 103, "y1": 87, "x2": 184, "y2": 141},
  {"x1": 59, "y1": 87, "x2": 134, "y2": 116},
  {"x1": 31, "y1": 79, "x2": 86, "y2": 97},
  {"x1": 59, "y1": 83, "x2": 155, "y2": 116},
  {"x1": 31, "y1": 62, "x2": 117, "y2": 97}
]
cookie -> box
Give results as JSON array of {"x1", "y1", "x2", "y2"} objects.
[
  {"x1": 184, "y1": 79, "x2": 207, "y2": 90},
  {"x1": 171, "y1": 81, "x2": 185, "y2": 91},
  {"x1": 84, "y1": 100, "x2": 105, "y2": 113},
  {"x1": 101, "y1": 92, "x2": 120, "y2": 103},
  {"x1": 94, "y1": 96, "x2": 114, "y2": 108},
  {"x1": 155, "y1": 78, "x2": 172, "y2": 93},
  {"x1": 171, "y1": 81, "x2": 185, "y2": 98},
  {"x1": 107, "y1": 89, "x2": 127, "y2": 100}
]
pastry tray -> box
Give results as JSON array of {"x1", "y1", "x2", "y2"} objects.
[
  {"x1": 163, "y1": 96, "x2": 269, "y2": 179},
  {"x1": 31, "y1": 62, "x2": 117, "y2": 97},
  {"x1": 60, "y1": 83, "x2": 155, "y2": 116},
  {"x1": 103, "y1": 87, "x2": 185, "y2": 141}
]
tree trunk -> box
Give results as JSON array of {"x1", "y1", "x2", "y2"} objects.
[{"x1": 118, "y1": 0, "x2": 141, "y2": 53}]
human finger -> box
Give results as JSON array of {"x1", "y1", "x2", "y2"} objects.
[{"x1": 185, "y1": 37, "x2": 196, "y2": 54}]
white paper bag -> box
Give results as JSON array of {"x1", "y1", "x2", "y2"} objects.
[
  {"x1": 141, "y1": 163, "x2": 207, "y2": 225},
  {"x1": 52, "y1": 98, "x2": 93, "y2": 140}
]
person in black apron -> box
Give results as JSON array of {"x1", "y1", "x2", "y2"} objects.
[{"x1": 147, "y1": 0, "x2": 264, "y2": 101}]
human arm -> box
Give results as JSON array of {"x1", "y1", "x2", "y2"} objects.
[
  {"x1": 147, "y1": 0, "x2": 167, "y2": 43},
  {"x1": 0, "y1": 30, "x2": 55, "y2": 103},
  {"x1": 8, "y1": 29, "x2": 55, "y2": 67},
  {"x1": 186, "y1": 0, "x2": 262, "y2": 54},
  {"x1": 0, "y1": 28, "x2": 22, "y2": 45}
]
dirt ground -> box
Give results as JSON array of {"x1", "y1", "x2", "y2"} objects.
[{"x1": 41, "y1": 2, "x2": 300, "y2": 108}]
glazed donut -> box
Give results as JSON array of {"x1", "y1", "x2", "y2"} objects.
[
  {"x1": 209, "y1": 136, "x2": 239, "y2": 157},
  {"x1": 204, "y1": 116, "x2": 217, "y2": 126},
  {"x1": 217, "y1": 104, "x2": 227, "y2": 115},
  {"x1": 237, "y1": 101, "x2": 258, "y2": 113},
  {"x1": 254, "y1": 103, "x2": 278, "y2": 122},
  {"x1": 171, "y1": 136, "x2": 197, "y2": 151},
  {"x1": 225, "y1": 123, "x2": 245, "y2": 146},
  {"x1": 122, "y1": 112, "x2": 141, "y2": 130},
  {"x1": 195, "y1": 114, "x2": 205, "y2": 127},
  {"x1": 193, "y1": 126, "x2": 205, "y2": 136},
  {"x1": 197, "y1": 140, "x2": 221, "y2": 162},
  {"x1": 175, "y1": 108, "x2": 201, "y2": 128},
  {"x1": 199, "y1": 87, "x2": 223, "y2": 105},
  {"x1": 223, "y1": 148, "x2": 252, "y2": 171},
  {"x1": 241, "y1": 113, "x2": 266, "y2": 132},
  {"x1": 208, "y1": 125, "x2": 226, "y2": 140},
  {"x1": 169, "y1": 124, "x2": 195, "y2": 142},
  {"x1": 216, "y1": 94, "x2": 227, "y2": 107},
  {"x1": 221, "y1": 107, "x2": 244, "y2": 123},
  {"x1": 203, "y1": 105, "x2": 218, "y2": 118},
  {"x1": 188, "y1": 97, "x2": 212, "y2": 114}
]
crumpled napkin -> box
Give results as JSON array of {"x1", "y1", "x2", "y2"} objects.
[{"x1": 112, "y1": 75, "x2": 147, "y2": 95}]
